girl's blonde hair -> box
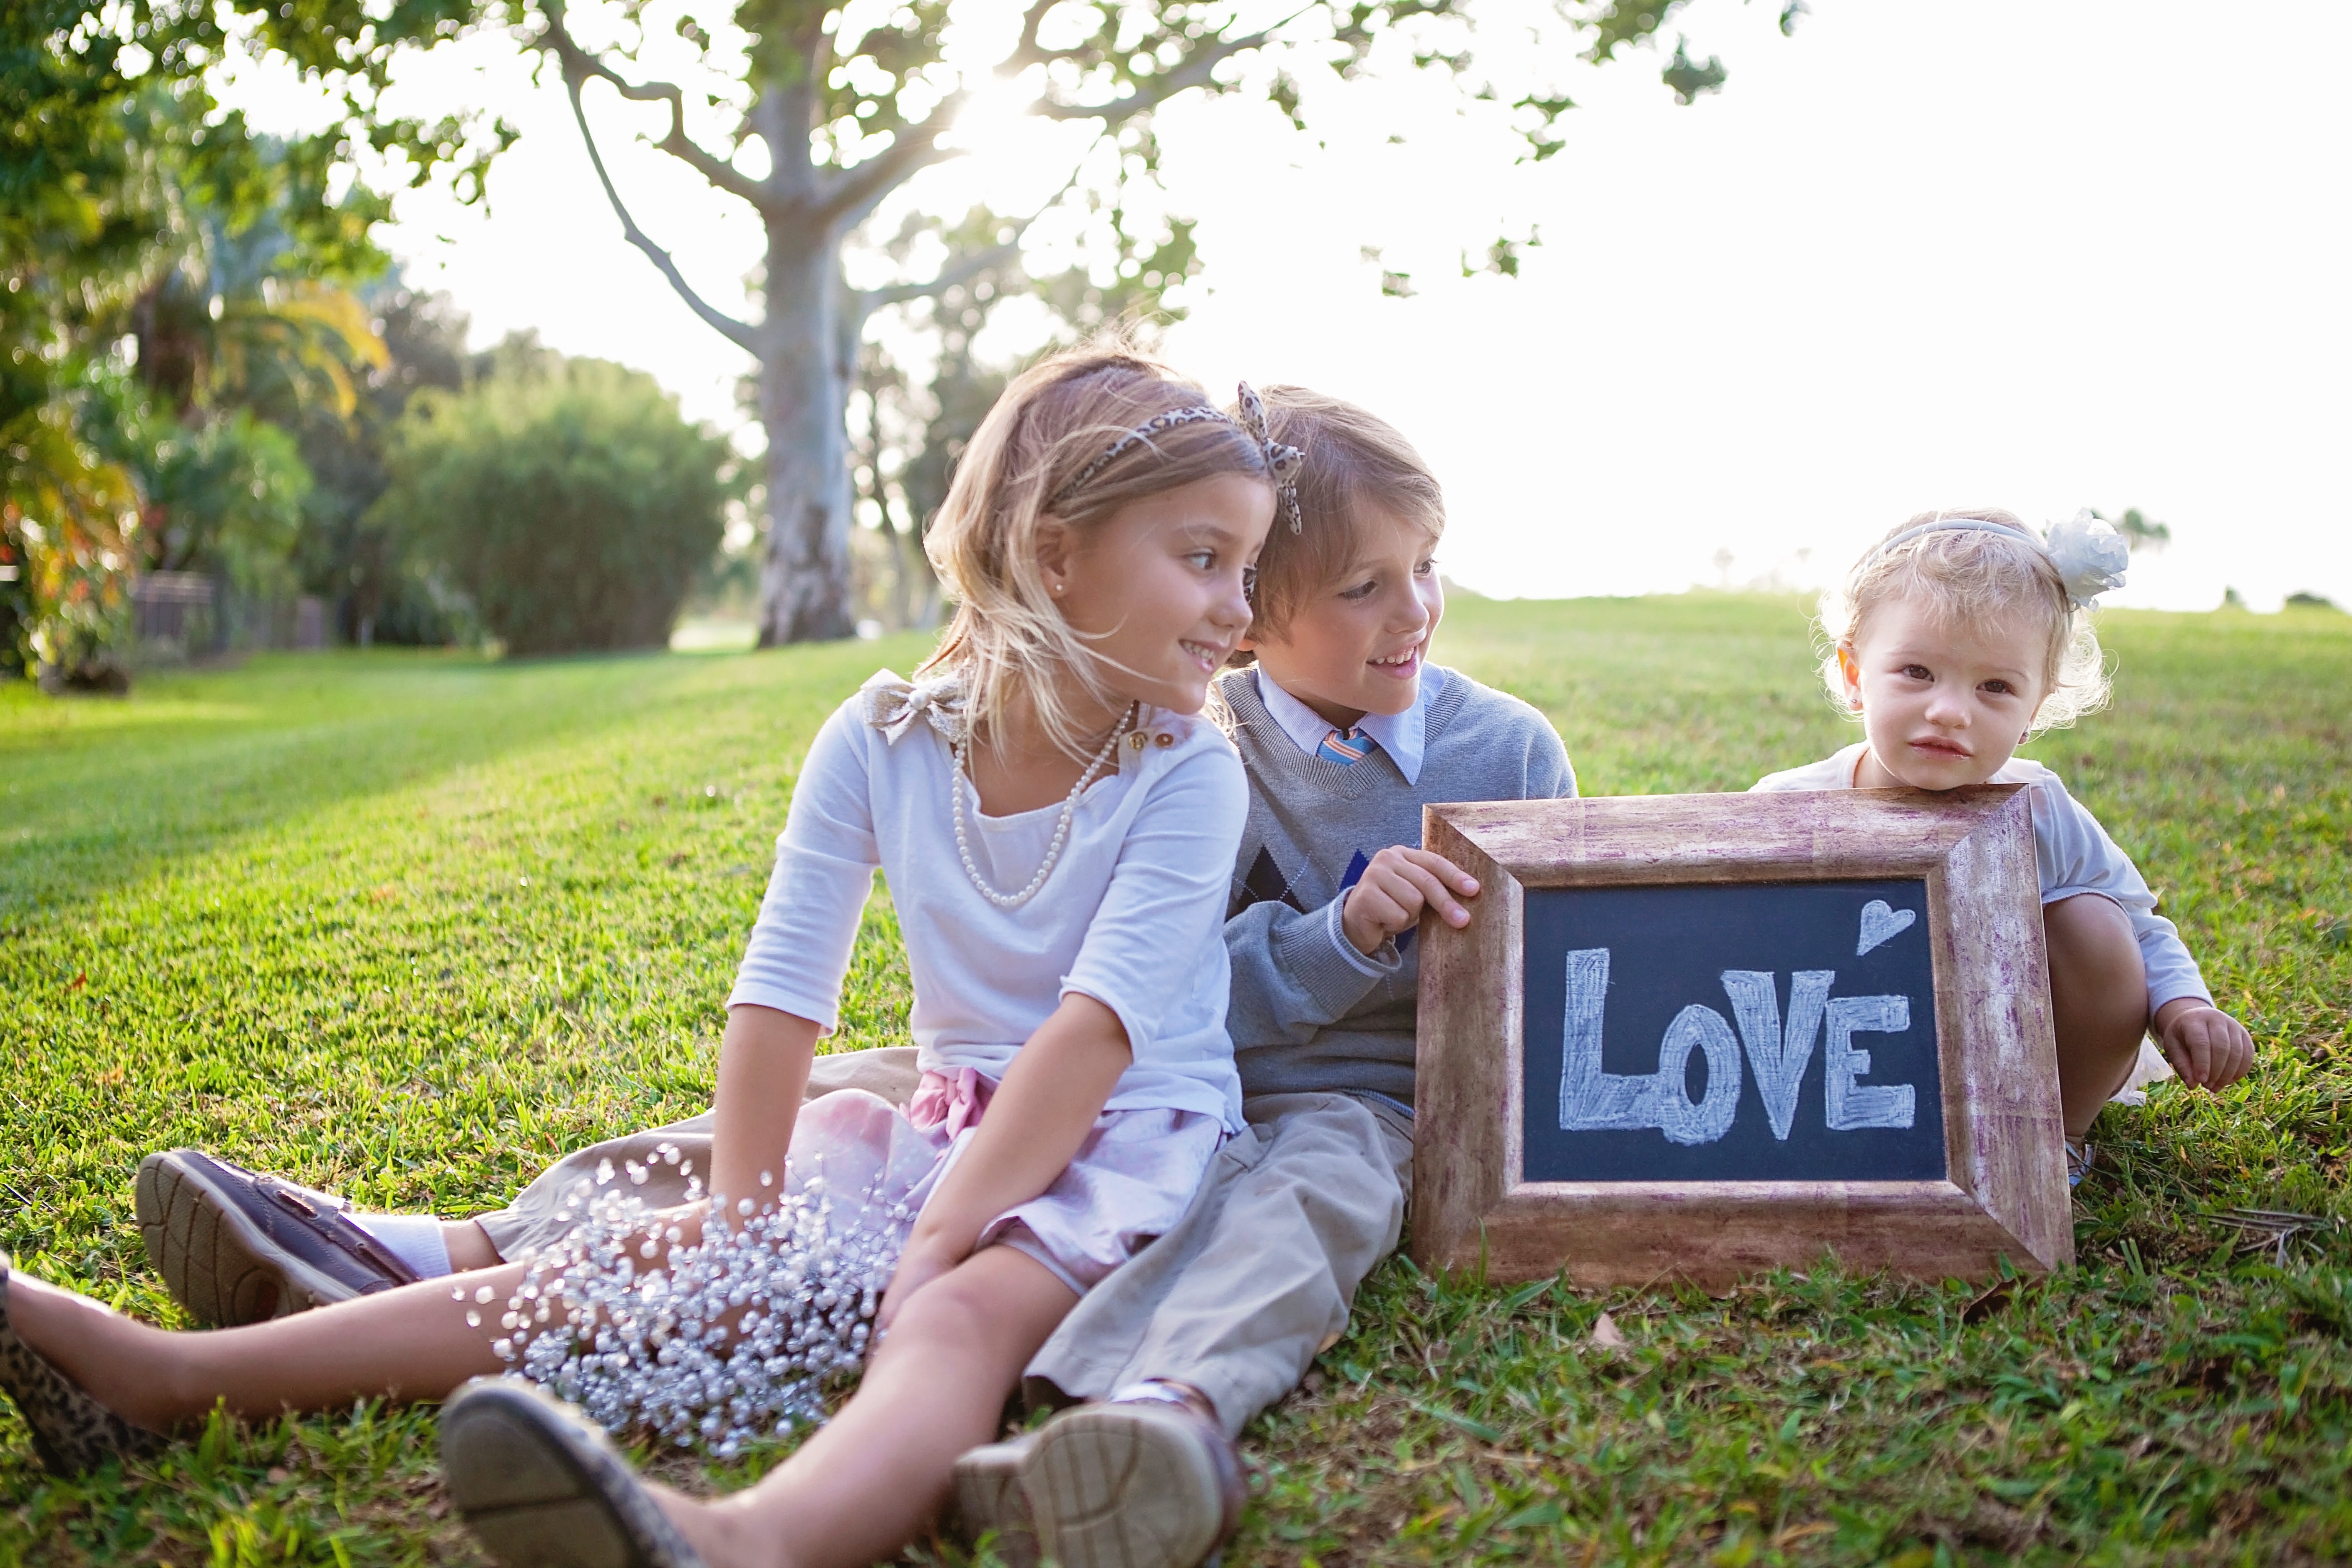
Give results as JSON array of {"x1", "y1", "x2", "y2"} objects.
[
  {"x1": 1241, "y1": 386, "x2": 1444, "y2": 645},
  {"x1": 1818, "y1": 508, "x2": 2112, "y2": 735},
  {"x1": 920, "y1": 341, "x2": 1276, "y2": 758}
]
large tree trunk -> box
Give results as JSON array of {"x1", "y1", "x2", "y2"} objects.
[
  {"x1": 892, "y1": 518, "x2": 941, "y2": 629},
  {"x1": 755, "y1": 230, "x2": 856, "y2": 645}
]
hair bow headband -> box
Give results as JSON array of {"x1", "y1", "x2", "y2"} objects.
[
  {"x1": 1049, "y1": 382, "x2": 1306, "y2": 533},
  {"x1": 1874, "y1": 510, "x2": 2129, "y2": 610},
  {"x1": 1230, "y1": 383, "x2": 1306, "y2": 532}
]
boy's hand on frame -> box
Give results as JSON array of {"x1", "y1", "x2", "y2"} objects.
[
  {"x1": 2153, "y1": 998, "x2": 2255, "y2": 1092},
  {"x1": 1341, "y1": 846, "x2": 1480, "y2": 957}
]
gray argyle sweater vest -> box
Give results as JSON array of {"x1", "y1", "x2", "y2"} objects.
[{"x1": 1219, "y1": 665, "x2": 1576, "y2": 1106}]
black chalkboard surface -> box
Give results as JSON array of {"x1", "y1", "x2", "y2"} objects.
[{"x1": 1521, "y1": 878, "x2": 1945, "y2": 1183}]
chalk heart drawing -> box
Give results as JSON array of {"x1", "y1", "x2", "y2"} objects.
[{"x1": 1857, "y1": 899, "x2": 1917, "y2": 957}]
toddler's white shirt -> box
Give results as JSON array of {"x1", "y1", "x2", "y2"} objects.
[
  {"x1": 727, "y1": 673, "x2": 1249, "y2": 1131},
  {"x1": 1751, "y1": 741, "x2": 2213, "y2": 1016}
]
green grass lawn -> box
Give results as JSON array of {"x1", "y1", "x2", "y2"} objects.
[{"x1": 4, "y1": 594, "x2": 2349, "y2": 1565}]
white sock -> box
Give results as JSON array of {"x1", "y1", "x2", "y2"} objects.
[
  {"x1": 348, "y1": 1212, "x2": 455, "y2": 1279},
  {"x1": 1108, "y1": 1380, "x2": 1195, "y2": 1408}
]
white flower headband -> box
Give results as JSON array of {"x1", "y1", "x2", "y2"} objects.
[
  {"x1": 1874, "y1": 509, "x2": 2129, "y2": 609},
  {"x1": 1048, "y1": 382, "x2": 1306, "y2": 532}
]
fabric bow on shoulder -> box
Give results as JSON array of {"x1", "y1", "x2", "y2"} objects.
[{"x1": 864, "y1": 669, "x2": 969, "y2": 745}]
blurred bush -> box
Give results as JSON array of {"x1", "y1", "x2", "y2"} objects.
[
  {"x1": 373, "y1": 348, "x2": 735, "y2": 655},
  {"x1": 286, "y1": 279, "x2": 473, "y2": 646},
  {"x1": 140, "y1": 410, "x2": 311, "y2": 601},
  {"x1": 1, "y1": 394, "x2": 142, "y2": 686}
]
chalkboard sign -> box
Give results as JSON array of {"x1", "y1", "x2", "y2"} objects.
[
  {"x1": 1523, "y1": 877, "x2": 1947, "y2": 1184},
  {"x1": 1411, "y1": 787, "x2": 2070, "y2": 1288}
]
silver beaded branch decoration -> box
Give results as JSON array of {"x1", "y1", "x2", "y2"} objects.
[{"x1": 459, "y1": 1142, "x2": 913, "y2": 1457}]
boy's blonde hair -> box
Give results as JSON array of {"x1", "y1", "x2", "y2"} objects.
[
  {"x1": 1818, "y1": 507, "x2": 2111, "y2": 735},
  {"x1": 921, "y1": 341, "x2": 1277, "y2": 758},
  {"x1": 1241, "y1": 386, "x2": 1443, "y2": 644}
]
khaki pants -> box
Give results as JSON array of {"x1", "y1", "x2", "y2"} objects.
[
  {"x1": 1024, "y1": 1090, "x2": 1413, "y2": 1437},
  {"x1": 472, "y1": 1050, "x2": 1412, "y2": 1439}
]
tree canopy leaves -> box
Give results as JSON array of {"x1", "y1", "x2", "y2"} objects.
[
  {"x1": 2, "y1": 0, "x2": 500, "y2": 676},
  {"x1": 8, "y1": 0, "x2": 1755, "y2": 659}
]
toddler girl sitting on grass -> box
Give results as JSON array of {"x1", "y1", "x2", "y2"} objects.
[{"x1": 1751, "y1": 508, "x2": 2254, "y2": 1178}]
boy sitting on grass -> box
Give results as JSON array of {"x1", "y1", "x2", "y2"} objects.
[{"x1": 128, "y1": 386, "x2": 1575, "y2": 1568}]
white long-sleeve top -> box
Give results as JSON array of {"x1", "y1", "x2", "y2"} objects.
[
  {"x1": 1750, "y1": 741, "x2": 2213, "y2": 1016},
  {"x1": 727, "y1": 672, "x2": 1249, "y2": 1130}
]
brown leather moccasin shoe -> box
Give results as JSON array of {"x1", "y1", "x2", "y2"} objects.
[{"x1": 137, "y1": 1148, "x2": 418, "y2": 1326}]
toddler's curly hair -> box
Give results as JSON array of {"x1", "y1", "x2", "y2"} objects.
[{"x1": 1817, "y1": 508, "x2": 2112, "y2": 735}]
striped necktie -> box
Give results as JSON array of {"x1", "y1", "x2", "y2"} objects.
[{"x1": 1316, "y1": 726, "x2": 1372, "y2": 766}]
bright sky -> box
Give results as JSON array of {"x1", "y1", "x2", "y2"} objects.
[{"x1": 227, "y1": 0, "x2": 2352, "y2": 611}]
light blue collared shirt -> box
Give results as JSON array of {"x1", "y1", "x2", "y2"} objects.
[{"x1": 1253, "y1": 664, "x2": 1445, "y2": 785}]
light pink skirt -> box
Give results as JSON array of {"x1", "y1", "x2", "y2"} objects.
[
  {"x1": 497, "y1": 1070, "x2": 1226, "y2": 1451},
  {"x1": 798, "y1": 1067, "x2": 1222, "y2": 1293}
]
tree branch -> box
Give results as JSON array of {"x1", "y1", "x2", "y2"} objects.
[
  {"x1": 540, "y1": 0, "x2": 776, "y2": 211},
  {"x1": 1037, "y1": 29, "x2": 1274, "y2": 125},
  {"x1": 1003, "y1": 0, "x2": 1078, "y2": 72},
  {"x1": 554, "y1": 50, "x2": 758, "y2": 352},
  {"x1": 823, "y1": 1, "x2": 1298, "y2": 228},
  {"x1": 848, "y1": 159, "x2": 1078, "y2": 323},
  {"x1": 857, "y1": 242, "x2": 1021, "y2": 311},
  {"x1": 817, "y1": 101, "x2": 964, "y2": 229}
]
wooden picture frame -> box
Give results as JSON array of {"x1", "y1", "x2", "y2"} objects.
[{"x1": 1410, "y1": 786, "x2": 2070, "y2": 1288}]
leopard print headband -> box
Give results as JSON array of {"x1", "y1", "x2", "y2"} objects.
[{"x1": 1049, "y1": 382, "x2": 1306, "y2": 533}]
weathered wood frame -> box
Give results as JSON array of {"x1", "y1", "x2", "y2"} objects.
[{"x1": 1411, "y1": 786, "x2": 2070, "y2": 1288}]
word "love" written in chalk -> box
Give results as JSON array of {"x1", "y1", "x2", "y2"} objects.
[{"x1": 1557, "y1": 948, "x2": 1919, "y2": 1147}]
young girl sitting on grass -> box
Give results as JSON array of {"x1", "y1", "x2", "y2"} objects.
[
  {"x1": 1751, "y1": 508, "x2": 2254, "y2": 1177},
  {"x1": 0, "y1": 346, "x2": 1291, "y2": 1568}
]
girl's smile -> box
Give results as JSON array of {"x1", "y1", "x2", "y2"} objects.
[
  {"x1": 1047, "y1": 471, "x2": 1272, "y2": 719},
  {"x1": 1179, "y1": 638, "x2": 1228, "y2": 673}
]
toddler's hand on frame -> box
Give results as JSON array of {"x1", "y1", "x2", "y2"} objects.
[
  {"x1": 2154, "y1": 999, "x2": 2255, "y2": 1092},
  {"x1": 1341, "y1": 846, "x2": 1480, "y2": 957}
]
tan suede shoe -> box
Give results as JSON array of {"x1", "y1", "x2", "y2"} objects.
[
  {"x1": 441, "y1": 1377, "x2": 708, "y2": 1568},
  {"x1": 1024, "y1": 1391, "x2": 1243, "y2": 1568},
  {"x1": 952, "y1": 1430, "x2": 1043, "y2": 1567}
]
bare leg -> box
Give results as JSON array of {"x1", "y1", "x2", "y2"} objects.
[
  {"x1": 7, "y1": 1262, "x2": 520, "y2": 1432},
  {"x1": 656, "y1": 1246, "x2": 1079, "y2": 1568},
  {"x1": 2044, "y1": 892, "x2": 2148, "y2": 1139},
  {"x1": 443, "y1": 1220, "x2": 503, "y2": 1273}
]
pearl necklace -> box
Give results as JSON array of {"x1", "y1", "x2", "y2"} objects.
[{"x1": 952, "y1": 705, "x2": 1139, "y2": 909}]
